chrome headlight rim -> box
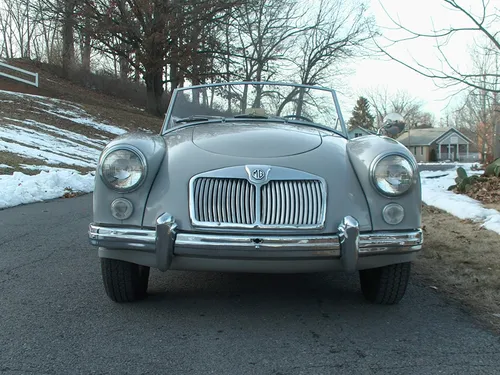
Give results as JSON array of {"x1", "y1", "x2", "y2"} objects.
[
  {"x1": 369, "y1": 152, "x2": 417, "y2": 198},
  {"x1": 98, "y1": 145, "x2": 148, "y2": 193}
]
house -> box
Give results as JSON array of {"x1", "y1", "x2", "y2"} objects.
[
  {"x1": 395, "y1": 127, "x2": 479, "y2": 162},
  {"x1": 348, "y1": 126, "x2": 376, "y2": 138}
]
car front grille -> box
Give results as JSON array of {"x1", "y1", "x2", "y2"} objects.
[
  {"x1": 191, "y1": 176, "x2": 325, "y2": 228},
  {"x1": 193, "y1": 178, "x2": 257, "y2": 224},
  {"x1": 260, "y1": 180, "x2": 323, "y2": 225}
]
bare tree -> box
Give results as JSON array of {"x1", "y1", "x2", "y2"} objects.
[
  {"x1": 80, "y1": 0, "x2": 240, "y2": 116},
  {"x1": 291, "y1": 0, "x2": 374, "y2": 86},
  {"x1": 365, "y1": 86, "x2": 434, "y2": 129},
  {"x1": 451, "y1": 43, "x2": 500, "y2": 161},
  {"x1": 0, "y1": 4, "x2": 14, "y2": 58},
  {"x1": 0, "y1": 0, "x2": 39, "y2": 59},
  {"x1": 375, "y1": 0, "x2": 499, "y2": 94},
  {"x1": 226, "y1": 0, "x2": 311, "y2": 108},
  {"x1": 283, "y1": 0, "x2": 374, "y2": 116}
]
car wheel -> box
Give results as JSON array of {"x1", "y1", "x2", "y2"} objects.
[
  {"x1": 100, "y1": 258, "x2": 150, "y2": 302},
  {"x1": 359, "y1": 262, "x2": 411, "y2": 305}
]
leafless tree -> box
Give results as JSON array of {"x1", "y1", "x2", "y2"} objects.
[
  {"x1": 451, "y1": 42, "x2": 500, "y2": 160},
  {"x1": 375, "y1": 0, "x2": 499, "y2": 94},
  {"x1": 226, "y1": 0, "x2": 312, "y2": 108},
  {"x1": 291, "y1": 0, "x2": 374, "y2": 86},
  {"x1": 365, "y1": 86, "x2": 435, "y2": 129},
  {"x1": 0, "y1": 0, "x2": 39, "y2": 59},
  {"x1": 282, "y1": 0, "x2": 374, "y2": 116},
  {"x1": 80, "y1": 0, "x2": 240, "y2": 116}
]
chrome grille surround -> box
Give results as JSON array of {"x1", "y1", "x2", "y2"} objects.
[{"x1": 189, "y1": 165, "x2": 327, "y2": 229}]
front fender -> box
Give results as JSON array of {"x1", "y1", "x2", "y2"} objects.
[
  {"x1": 346, "y1": 135, "x2": 421, "y2": 231},
  {"x1": 92, "y1": 132, "x2": 166, "y2": 227}
]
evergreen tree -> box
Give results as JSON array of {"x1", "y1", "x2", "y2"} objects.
[{"x1": 348, "y1": 97, "x2": 375, "y2": 130}]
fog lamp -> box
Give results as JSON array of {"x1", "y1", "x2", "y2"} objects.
[
  {"x1": 111, "y1": 198, "x2": 134, "y2": 220},
  {"x1": 382, "y1": 203, "x2": 404, "y2": 225}
]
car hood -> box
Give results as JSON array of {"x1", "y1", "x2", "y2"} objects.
[
  {"x1": 142, "y1": 123, "x2": 372, "y2": 233},
  {"x1": 191, "y1": 122, "x2": 322, "y2": 157}
]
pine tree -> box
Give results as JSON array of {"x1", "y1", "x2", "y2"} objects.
[{"x1": 348, "y1": 97, "x2": 375, "y2": 131}]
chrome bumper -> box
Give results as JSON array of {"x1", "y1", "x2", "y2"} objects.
[{"x1": 89, "y1": 214, "x2": 422, "y2": 272}]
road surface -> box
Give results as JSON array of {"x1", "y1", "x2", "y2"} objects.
[{"x1": 1, "y1": 194, "x2": 499, "y2": 374}]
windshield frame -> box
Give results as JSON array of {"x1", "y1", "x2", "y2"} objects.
[{"x1": 160, "y1": 81, "x2": 348, "y2": 138}]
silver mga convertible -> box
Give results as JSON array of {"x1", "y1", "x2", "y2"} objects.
[{"x1": 89, "y1": 81, "x2": 423, "y2": 304}]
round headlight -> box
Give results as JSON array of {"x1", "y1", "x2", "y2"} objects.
[
  {"x1": 100, "y1": 147, "x2": 146, "y2": 191},
  {"x1": 372, "y1": 154, "x2": 414, "y2": 196}
]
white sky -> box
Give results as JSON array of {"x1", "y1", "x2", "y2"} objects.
[{"x1": 338, "y1": 0, "x2": 495, "y2": 124}]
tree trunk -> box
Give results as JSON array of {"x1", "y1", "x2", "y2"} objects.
[
  {"x1": 145, "y1": 68, "x2": 164, "y2": 116},
  {"x1": 120, "y1": 55, "x2": 129, "y2": 81},
  {"x1": 81, "y1": 16, "x2": 91, "y2": 72},
  {"x1": 62, "y1": 0, "x2": 76, "y2": 78}
]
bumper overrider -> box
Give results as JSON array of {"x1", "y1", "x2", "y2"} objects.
[{"x1": 88, "y1": 214, "x2": 423, "y2": 273}]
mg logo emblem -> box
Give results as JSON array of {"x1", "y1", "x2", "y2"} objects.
[
  {"x1": 245, "y1": 165, "x2": 271, "y2": 182},
  {"x1": 252, "y1": 169, "x2": 265, "y2": 180}
]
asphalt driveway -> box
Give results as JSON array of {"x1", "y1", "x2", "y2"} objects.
[{"x1": 0, "y1": 194, "x2": 499, "y2": 375}]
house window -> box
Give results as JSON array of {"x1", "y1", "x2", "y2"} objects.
[
  {"x1": 420, "y1": 146, "x2": 423, "y2": 155},
  {"x1": 355, "y1": 133, "x2": 362, "y2": 137}
]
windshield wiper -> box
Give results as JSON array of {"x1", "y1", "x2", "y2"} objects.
[{"x1": 174, "y1": 115, "x2": 225, "y2": 123}]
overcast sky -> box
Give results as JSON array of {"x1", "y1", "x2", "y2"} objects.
[{"x1": 339, "y1": 0, "x2": 491, "y2": 124}]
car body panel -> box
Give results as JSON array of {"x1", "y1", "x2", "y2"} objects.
[
  {"x1": 346, "y1": 135, "x2": 422, "y2": 231},
  {"x1": 141, "y1": 123, "x2": 373, "y2": 233},
  {"x1": 92, "y1": 132, "x2": 166, "y2": 227},
  {"x1": 192, "y1": 122, "x2": 323, "y2": 157},
  {"x1": 89, "y1": 81, "x2": 423, "y2": 278}
]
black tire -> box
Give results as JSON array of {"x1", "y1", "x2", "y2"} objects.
[
  {"x1": 359, "y1": 262, "x2": 411, "y2": 305},
  {"x1": 100, "y1": 258, "x2": 150, "y2": 303}
]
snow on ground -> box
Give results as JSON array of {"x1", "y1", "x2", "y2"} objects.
[
  {"x1": 421, "y1": 163, "x2": 500, "y2": 235},
  {"x1": 0, "y1": 170, "x2": 95, "y2": 209},
  {"x1": 0, "y1": 90, "x2": 125, "y2": 209},
  {"x1": 0, "y1": 122, "x2": 101, "y2": 167},
  {"x1": 0, "y1": 89, "x2": 127, "y2": 135},
  {"x1": 0, "y1": 90, "x2": 123, "y2": 170}
]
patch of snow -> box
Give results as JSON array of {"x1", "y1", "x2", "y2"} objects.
[
  {"x1": 0, "y1": 169, "x2": 94, "y2": 209},
  {"x1": 19, "y1": 164, "x2": 86, "y2": 172},
  {"x1": 4, "y1": 117, "x2": 109, "y2": 147},
  {"x1": 0, "y1": 89, "x2": 127, "y2": 135},
  {"x1": 420, "y1": 163, "x2": 500, "y2": 235},
  {"x1": 0, "y1": 123, "x2": 100, "y2": 167},
  {"x1": 0, "y1": 89, "x2": 49, "y2": 101},
  {"x1": 0, "y1": 164, "x2": 13, "y2": 169},
  {"x1": 39, "y1": 107, "x2": 127, "y2": 135}
]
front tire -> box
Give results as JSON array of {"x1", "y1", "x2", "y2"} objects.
[
  {"x1": 101, "y1": 258, "x2": 150, "y2": 303},
  {"x1": 359, "y1": 262, "x2": 411, "y2": 305}
]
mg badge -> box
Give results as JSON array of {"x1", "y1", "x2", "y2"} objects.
[
  {"x1": 245, "y1": 165, "x2": 271, "y2": 182},
  {"x1": 252, "y1": 169, "x2": 265, "y2": 180}
]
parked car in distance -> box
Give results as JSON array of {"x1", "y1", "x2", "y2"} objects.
[{"x1": 89, "y1": 81, "x2": 422, "y2": 304}]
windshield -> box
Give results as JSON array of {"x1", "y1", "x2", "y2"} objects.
[{"x1": 162, "y1": 82, "x2": 347, "y2": 136}]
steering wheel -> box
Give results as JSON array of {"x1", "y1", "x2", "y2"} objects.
[{"x1": 282, "y1": 114, "x2": 313, "y2": 123}]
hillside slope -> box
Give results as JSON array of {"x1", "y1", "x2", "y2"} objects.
[{"x1": 0, "y1": 59, "x2": 162, "y2": 176}]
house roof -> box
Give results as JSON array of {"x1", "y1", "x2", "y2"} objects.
[{"x1": 396, "y1": 127, "x2": 473, "y2": 146}]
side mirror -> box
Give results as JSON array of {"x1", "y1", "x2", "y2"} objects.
[{"x1": 378, "y1": 113, "x2": 406, "y2": 136}]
